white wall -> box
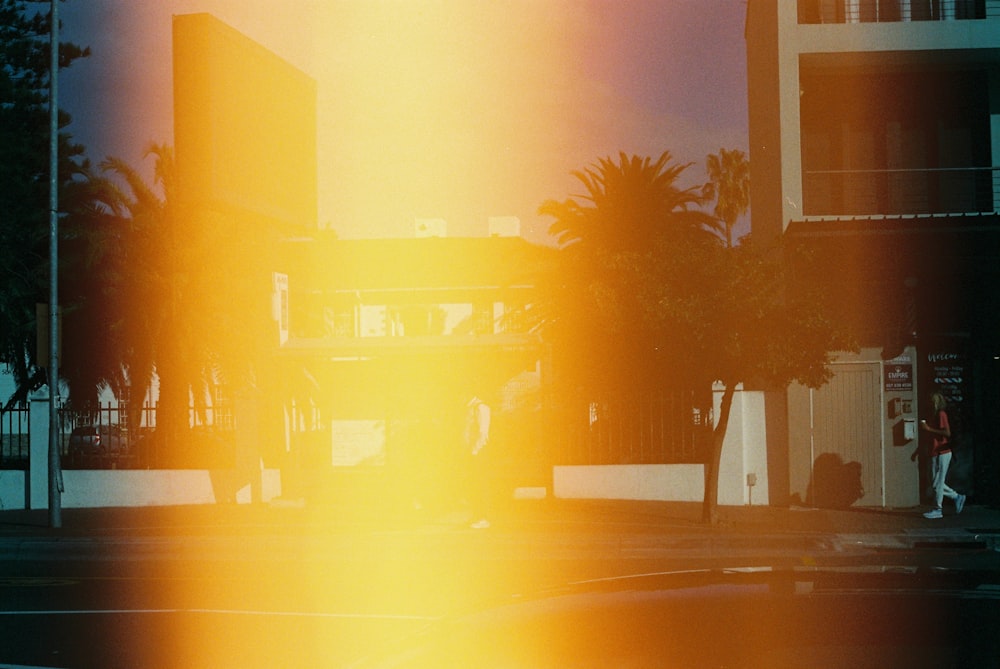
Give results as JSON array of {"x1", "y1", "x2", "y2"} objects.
[
  {"x1": 7, "y1": 386, "x2": 771, "y2": 509},
  {"x1": 1, "y1": 389, "x2": 281, "y2": 510},
  {"x1": 719, "y1": 385, "x2": 769, "y2": 506},
  {"x1": 0, "y1": 467, "x2": 282, "y2": 510},
  {"x1": 0, "y1": 469, "x2": 25, "y2": 510},
  {"x1": 554, "y1": 464, "x2": 704, "y2": 502},
  {"x1": 553, "y1": 386, "x2": 770, "y2": 505}
]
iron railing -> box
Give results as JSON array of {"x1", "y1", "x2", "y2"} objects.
[
  {"x1": 0, "y1": 402, "x2": 236, "y2": 470},
  {"x1": 4, "y1": 392, "x2": 714, "y2": 470},
  {"x1": 799, "y1": 0, "x2": 1000, "y2": 23},
  {"x1": 802, "y1": 166, "x2": 1000, "y2": 217},
  {"x1": 0, "y1": 407, "x2": 29, "y2": 469},
  {"x1": 552, "y1": 392, "x2": 711, "y2": 466}
]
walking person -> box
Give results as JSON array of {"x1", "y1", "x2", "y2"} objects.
[
  {"x1": 464, "y1": 394, "x2": 493, "y2": 529},
  {"x1": 920, "y1": 392, "x2": 966, "y2": 519}
]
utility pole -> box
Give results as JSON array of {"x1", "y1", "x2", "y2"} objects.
[{"x1": 48, "y1": 0, "x2": 63, "y2": 528}]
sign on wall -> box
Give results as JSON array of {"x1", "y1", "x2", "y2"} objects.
[
  {"x1": 884, "y1": 354, "x2": 913, "y2": 392},
  {"x1": 927, "y1": 351, "x2": 966, "y2": 407}
]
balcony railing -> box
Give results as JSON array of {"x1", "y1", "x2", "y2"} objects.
[
  {"x1": 802, "y1": 166, "x2": 1000, "y2": 217},
  {"x1": 799, "y1": 0, "x2": 1000, "y2": 23}
]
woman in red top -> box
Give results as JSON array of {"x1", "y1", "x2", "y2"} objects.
[{"x1": 920, "y1": 392, "x2": 965, "y2": 519}]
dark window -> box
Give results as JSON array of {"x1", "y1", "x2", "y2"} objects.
[{"x1": 800, "y1": 68, "x2": 991, "y2": 216}]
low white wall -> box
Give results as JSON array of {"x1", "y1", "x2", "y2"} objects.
[
  {"x1": 63, "y1": 470, "x2": 218, "y2": 507},
  {"x1": 4, "y1": 388, "x2": 771, "y2": 509},
  {"x1": 717, "y1": 385, "x2": 769, "y2": 506},
  {"x1": 553, "y1": 386, "x2": 771, "y2": 505},
  {"x1": 0, "y1": 469, "x2": 25, "y2": 510},
  {"x1": 554, "y1": 464, "x2": 704, "y2": 501},
  {"x1": 9, "y1": 389, "x2": 282, "y2": 510},
  {"x1": 0, "y1": 468, "x2": 282, "y2": 510}
]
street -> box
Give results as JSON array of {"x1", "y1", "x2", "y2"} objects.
[{"x1": 2, "y1": 500, "x2": 1000, "y2": 667}]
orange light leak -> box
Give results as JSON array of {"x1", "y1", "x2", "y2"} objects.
[
  {"x1": 316, "y1": 1, "x2": 587, "y2": 238},
  {"x1": 117, "y1": 2, "x2": 584, "y2": 666}
]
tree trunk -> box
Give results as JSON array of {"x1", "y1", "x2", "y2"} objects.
[{"x1": 702, "y1": 381, "x2": 736, "y2": 525}]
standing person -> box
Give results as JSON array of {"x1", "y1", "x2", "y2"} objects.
[
  {"x1": 464, "y1": 394, "x2": 493, "y2": 529},
  {"x1": 920, "y1": 392, "x2": 966, "y2": 519}
]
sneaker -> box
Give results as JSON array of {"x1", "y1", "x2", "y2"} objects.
[
  {"x1": 956, "y1": 494, "x2": 966, "y2": 515},
  {"x1": 923, "y1": 508, "x2": 943, "y2": 519},
  {"x1": 470, "y1": 519, "x2": 490, "y2": 529}
]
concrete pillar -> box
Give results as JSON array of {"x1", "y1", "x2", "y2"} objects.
[
  {"x1": 28, "y1": 389, "x2": 51, "y2": 509},
  {"x1": 234, "y1": 391, "x2": 263, "y2": 503}
]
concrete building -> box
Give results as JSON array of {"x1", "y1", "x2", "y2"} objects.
[
  {"x1": 268, "y1": 231, "x2": 553, "y2": 504},
  {"x1": 746, "y1": 0, "x2": 1000, "y2": 507}
]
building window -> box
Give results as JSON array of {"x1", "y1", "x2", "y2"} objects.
[{"x1": 800, "y1": 68, "x2": 992, "y2": 216}]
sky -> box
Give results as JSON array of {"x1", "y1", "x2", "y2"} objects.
[{"x1": 57, "y1": 0, "x2": 749, "y2": 244}]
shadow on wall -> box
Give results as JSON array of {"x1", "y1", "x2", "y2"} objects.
[{"x1": 797, "y1": 452, "x2": 865, "y2": 509}]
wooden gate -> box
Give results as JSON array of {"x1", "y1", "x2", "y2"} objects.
[{"x1": 809, "y1": 362, "x2": 885, "y2": 507}]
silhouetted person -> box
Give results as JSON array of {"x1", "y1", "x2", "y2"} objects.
[{"x1": 464, "y1": 395, "x2": 493, "y2": 529}]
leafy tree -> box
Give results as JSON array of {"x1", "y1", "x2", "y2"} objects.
[
  {"x1": 658, "y1": 235, "x2": 852, "y2": 523},
  {"x1": 703, "y1": 148, "x2": 750, "y2": 248},
  {"x1": 0, "y1": 0, "x2": 91, "y2": 407},
  {"x1": 539, "y1": 151, "x2": 851, "y2": 524}
]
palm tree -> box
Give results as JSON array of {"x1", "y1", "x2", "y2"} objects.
[
  {"x1": 97, "y1": 144, "x2": 211, "y2": 454},
  {"x1": 536, "y1": 150, "x2": 846, "y2": 525},
  {"x1": 535, "y1": 151, "x2": 725, "y2": 401},
  {"x1": 98, "y1": 144, "x2": 285, "y2": 465},
  {"x1": 57, "y1": 161, "x2": 133, "y2": 408},
  {"x1": 703, "y1": 148, "x2": 750, "y2": 248},
  {"x1": 542, "y1": 151, "x2": 722, "y2": 252}
]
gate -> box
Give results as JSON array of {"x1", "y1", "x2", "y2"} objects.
[{"x1": 809, "y1": 362, "x2": 885, "y2": 507}]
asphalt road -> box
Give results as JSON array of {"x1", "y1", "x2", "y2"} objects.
[
  {"x1": 2, "y1": 500, "x2": 999, "y2": 667},
  {"x1": 0, "y1": 541, "x2": 659, "y2": 666}
]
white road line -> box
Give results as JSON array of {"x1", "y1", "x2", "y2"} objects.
[{"x1": 0, "y1": 608, "x2": 437, "y2": 620}]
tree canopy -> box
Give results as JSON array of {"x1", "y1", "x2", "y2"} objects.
[
  {"x1": 0, "y1": 0, "x2": 92, "y2": 407},
  {"x1": 536, "y1": 151, "x2": 724, "y2": 394},
  {"x1": 89, "y1": 143, "x2": 284, "y2": 454},
  {"x1": 539, "y1": 150, "x2": 852, "y2": 523}
]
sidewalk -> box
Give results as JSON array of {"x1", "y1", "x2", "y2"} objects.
[
  {"x1": 1, "y1": 499, "x2": 998, "y2": 568},
  {"x1": 2, "y1": 496, "x2": 998, "y2": 540}
]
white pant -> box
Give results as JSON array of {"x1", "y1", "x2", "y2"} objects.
[{"x1": 930, "y1": 451, "x2": 959, "y2": 509}]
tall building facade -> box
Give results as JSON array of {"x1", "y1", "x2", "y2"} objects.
[{"x1": 746, "y1": 0, "x2": 1000, "y2": 507}]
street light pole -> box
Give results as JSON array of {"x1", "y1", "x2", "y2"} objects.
[{"x1": 48, "y1": 0, "x2": 63, "y2": 528}]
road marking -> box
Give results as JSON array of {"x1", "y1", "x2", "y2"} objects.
[
  {"x1": 0, "y1": 577, "x2": 79, "y2": 587},
  {"x1": 0, "y1": 608, "x2": 436, "y2": 620}
]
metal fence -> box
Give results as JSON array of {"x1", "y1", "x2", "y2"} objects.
[
  {"x1": 0, "y1": 407, "x2": 29, "y2": 469},
  {"x1": 551, "y1": 391, "x2": 711, "y2": 466},
  {"x1": 2, "y1": 393, "x2": 713, "y2": 470},
  {"x1": 0, "y1": 403, "x2": 236, "y2": 470}
]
